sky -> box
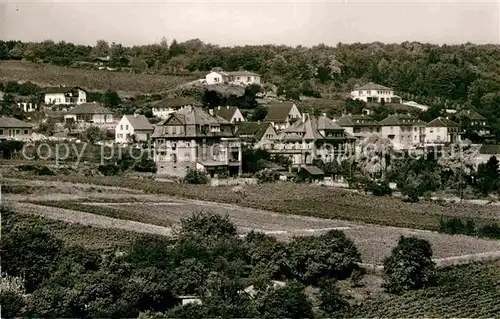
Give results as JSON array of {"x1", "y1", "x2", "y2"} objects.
[{"x1": 0, "y1": 1, "x2": 499, "y2": 47}]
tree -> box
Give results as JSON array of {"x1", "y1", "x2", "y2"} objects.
[
  {"x1": 0, "y1": 93, "x2": 26, "y2": 120},
  {"x1": 103, "y1": 90, "x2": 121, "y2": 108},
  {"x1": 91, "y1": 39, "x2": 110, "y2": 57},
  {"x1": 383, "y1": 236, "x2": 436, "y2": 294},
  {"x1": 8, "y1": 42, "x2": 24, "y2": 60},
  {"x1": 1, "y1": 224, "x2": 64, "y2": 292},
  {"x1": 358, "y1": 134, "x2": 393, "y2": 178},
  {"x1": 179, "y1": 212, "x2": 237, "y2": 239},
  {"x1": 0, "y1": 290, "x2": 25, "y2": 318},
  {"x1": 183, "y1": 169, "x2": 209, "y2": 184},
  {"x1": 289, "y1": 230, "x2": 361, "y2": 285},
  {"x1": 249, "y1": 105, "x2": 267, "y2": 121},
  {"x1": 317, "y1": 278, "x2": 349, "y2": 315},
  {"x1": 38, "y1": 119, "x2": 57, "y2": 136},
  {"x1": 82, "y1": 126, "x2": 108, "y2": 144},
  {"x1": 64, "y1": 117, "x2": 77, "y2": 133},
  {"x1": 130, "y1": 57, "x2": 148, "y2": 73},
  {"x1": 254, "y1": 282, "x2": 313, "y2": 319}
]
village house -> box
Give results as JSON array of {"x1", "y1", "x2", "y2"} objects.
[
  {"x1": 268, "y1": 113, "x2": 356, "y2": 168},
  {"x1": 265, "y1": 101, "x2": 302, "y2": 131},
  {"x1": 425, "y1": 117, "x2": 462, "y2": 144},
  {"x1": 205, "y1": 70, "x2": 261, "y2": 86},
  {"x1": 115, "y1": 114, "x2": 154, "y2": 144},
  {"x1": 235, "y1": 121, "x2": 278, "y2": 148},
  {"x1": 213, "y1": 106, "x2": 246, "y2": 123},
  {"x1": 0, "y1": 116, "x2": 33, "y2": 140},
  {"x1": 150, "y1": 96, "x2": 200, "y2": 119},
  {"x1": 380, "y1": 114, "x2": 426, "y2": 150},
  {"x1": 152, "y1": 106, "x2": 242, "y2": 177},
  {"x1": 43, "y1": 86, "x2": 87, "y2": 105},
  {"x1": 350, "y1": 82, "x2": 402, "y2": 104},
  {"x1": 63, "y1": 102, "x2": 113, "y2": 124},
  {"x1": 335, "y1": 114, "x2": 381, "y2": 139},
  {"x1": 456, "y1": 109, "x2": 490, "y2": 137}
]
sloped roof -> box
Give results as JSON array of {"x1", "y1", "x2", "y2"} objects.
[
  {"x1": 479, "y1": 144, "x2": 500, "y2": 155},
  {"x1": 152, "y1": 106, "x2": 232, "y2": 138},
  {"x1": 266, "y1": 102, "x2": 297, "y2": 122},
  {"x1": 227, "y1": 71, "x2": 260, "y2": 77},
  {"x1": 124, "y1": 115, "x2": 153, "y2": 131},
  {"x1": 457, "y1": 109, "x2": 487, "y2": 121},
  {"x1": 426, "y1": 117, "x2": 460, "y2": 128},
  {"x1": 151, "y1": 96, "x2": 201, "y2": 109},
  {"x1": 301, "y1": 165, "x2": 325, "y2": 176},
  {"x1": 336, "y1": 114, "x2": 381, "y2": 127},
  {"x1": 236, "y1": 121, "x2": 273, "y2": 140},
  {"x1": 278, "y1": 114, "x2": 355, "y2": 141},
  {"x1": 213, "y1": 106, "x2": 239, "y2": 122},
  {"x1": 355, "y1": 82, "x2": 392, "y2": 91},
  {"x1": 379, "y1": 114, "x2": 426, "y2": 126},
  {"x1": 68, "y1": 102, "x2": 112, "y2": 115},
  {"x1": 0, "y1": 117, "x2": 32, "y2": 128},
  {"x1": 43, "y1": 86, "x2": 87, "y2": 94}
]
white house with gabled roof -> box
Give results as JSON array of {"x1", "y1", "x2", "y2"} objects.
[
  {"x1": 206, "y1": 70, "x2": 261, "y2": 85},
  {"x1": 115, "y1": 114, "x2": 154, "y2": 144},
  {"x1": 350, "y1": 82, "x2": 401, "y2": 103}
]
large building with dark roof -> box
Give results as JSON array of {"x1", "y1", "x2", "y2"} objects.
[
  {"x1": 213, "y1": 106, "x2": 245, "y2": 123},
  {"x1": 152, "y1": 105, "x2": 242, "y2": 177},
  {"x1": 425, "y1": 117, "x2": 461, "y2": 144},
  {"x1": 64, "y1": 102, "x2": 113, "y2": 123},
  {"x1": 150, "y1": 96, "x2": 200, "y2": 119},
  {"x1": 379, "y1": 114, "x2": 427, "y2": 149},
  {"x1": 265, "y1": 101, "x2": 302, "y2": 131},
  {"x1": 336, "y1": 114, "x2": 381, "y2": 139}
]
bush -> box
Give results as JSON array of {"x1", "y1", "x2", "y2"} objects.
[
  {"x1": 0, "y1": 291, "x2": 25, "y2": 318},
  {"x1": 254, "y1": 282, "x2": 313, "y2": 319},
  {"x1": 317, "y1": 278, "x2": 349, "y2": 315},
  {"x1": 255, "y1": 168, "x2": 279, "y2": 183},
  {"x1": 476, "y1": 223, "x2": 500, "y2": 239},
  {"x1": 183, "y1": 169, "x2": 209, "y2": 184},
  {"x1": 134, "y1": 157, "x2": 157, "y2": 173},
  {"x1": 383, "y1": 236, "x2": 436, "y2": 294},
  {"x1": 179, "y1": 212, "x2": 237, "y2": 239},
  {"x1": 439, "y1": 217, "x2": 476, "y2": 236},
  {"x1": 368, "y1": 180, "x2": 392, "y2": 196},
  {"x1": 98, "y1": 164, "x2": 121, "y2": 176}
]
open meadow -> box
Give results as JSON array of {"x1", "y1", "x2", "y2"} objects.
[
  {"x1": 0, "y1": 60, "x2": 198, "y2": 93},
  {"x1": 5, "y1": 176, "x2": 499, "y2": 265}
]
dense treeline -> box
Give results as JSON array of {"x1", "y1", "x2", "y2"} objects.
[{"x1": 1, "y1": 39, "x2": 500, "y2": 133}]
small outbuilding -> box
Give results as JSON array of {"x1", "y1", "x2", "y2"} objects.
[{"x1": 298, "y1": 165, "x2": 325, "y2": 182}]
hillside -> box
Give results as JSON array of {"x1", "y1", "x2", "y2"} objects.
[{"x1": 0, "y1": 60, "x2": 198, "y2": 94}]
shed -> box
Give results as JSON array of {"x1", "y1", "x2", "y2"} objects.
[{"x1": 298, "y1": 165, "x2": 325, "y2": 182}]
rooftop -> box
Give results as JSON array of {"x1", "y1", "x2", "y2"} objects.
[
  {"x1": 266, "y1": 101, "x2": 297, "y2": 122},
  {"x1": 426, "y1": 117, "x2": 460, "y2": 128},
  {"x1": 278, "y1": 113, "x2": 355, "y2": 141},
  {"x1": 457, "y1": 109, "x2": 487, "y2": 121},
  {"x1": 379, "y1": 114, "x2": 426, "y2": 126},
  {"x1": 68, "y1": 102, "x2": 112, "y2": 115},
  {"x1": 355, "y1": 82, "x2": 392, "y2": 91},
  {"x1": 0, "y1": 116, "x2": 32, "y2": 128},
  {"x1": 123, "y1": 114, "x2": 153, "y2": 131},
  {"x1": 43, "y1": 86, "x2": 87, "y2": 94},
  {"x1": 151, "y1": 96, "x2": 201, "y2": 109},
  {"x1": 213, "y1": 106, "x2": 239, "y2": 122},
  {"x1": 236, "y1": 121, "x2": 273, "y2": 140},
  {"x1": 336, "y1": 114, "x2": 381, "y2": 127}
]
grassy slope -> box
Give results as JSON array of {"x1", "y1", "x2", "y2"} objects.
[
  {"x1": 7, "y1": 172, "x2": 500, "y2": 231},
  {"x1": 348, "y1": 261, "x2": 500, "y2": 318},
  {"x1": 0, "y1": 60, "x2": 198, "y2": 93}
]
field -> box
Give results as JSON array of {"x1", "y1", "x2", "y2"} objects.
[
  {"x1": 5, "y1": 176, "x2": 499, "y2": 265},
  {"x1": 0, "y1": 60, "x2": 198, "y2": 93},
  {"x1": 7, "y1": 172, "x2": 499, "y2": 231},
  {"x1": 346, "y1": 261, "x2": 500, "y2": 318}
]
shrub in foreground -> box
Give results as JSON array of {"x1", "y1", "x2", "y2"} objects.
[
  {"x1": 383, "y1": 236, "x2": 436, "y2": 294},
  {"x1": 183, "y1": 169, "x2": 209, "y2": 184}
]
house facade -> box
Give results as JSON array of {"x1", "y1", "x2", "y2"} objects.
[
  {"x1": 115, "y1": 114, "x2": 154, "y2": 144},
  {"x1": 380, "y1": 114, "x2": 426, "y2": 150},
  {"x1": 350, "y1": 83, "x2": 401, "y2": 103},
  {"x1": 456, "y1": 109, "x2": 490, "y2": 137},
  {"x1": 235, "y1": 121, "x2": 277, "y2": 148},
  {"x1": 205, "y1": 70, "x2": 261, "y2": 85},
  {"x1": 213, "y1": 106, "x2": 245, "y2": 123},
  {"x1": 336, "y1": 114, "x2": 381, "y2": 139},
  {"x1": 17, "y1": 102, "x2": 38, "y2": 112},
  {"x1": 151, "y1": 97, "x2": 200, "y2": 119},
  {"x1": 152, "y1": 106, "x2": 242, "y2": 177},
  {"x1": 63, "y1": 102, "x2": 113, "y2": 124},
  {"x1": 0, "y1": 117, "x2": 33, "y2": 140},
  {"x1": 44, "y1": 87, "x2": 87, "y2": 105},
  {"x1": 425, "y1": 117, "x2": 461, "y2": 144},
  {"x1": 265, "y1": 101, "x2": 302, "y2": 131},
  {"x1": 268, "y1": 113, "x2": 356, "y2": 167}
]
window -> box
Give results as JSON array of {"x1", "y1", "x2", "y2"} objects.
[
  {"x1": 24, "y1": 130, "x2": 28, "y2": 135},
  {"x1": 247, "y1": 77, "x2": 251, "y2": 82},
  {"x1": 120, "y1": 125, "x2": 123, "y2": 130},
  {"x1": 0, "y1": 129, "x2": 3, "y2": 135},
  {"x1": 172, "y1": 126, "x2": 177, "y2": 134},
  {"x1": 125, "y1": 125, "x2": 129, "y2": 130},
  {"x1": 15, "y1": 130, "x2": 20, "y2": 135},
  {"x1": 414, "y1": 127, "x2": 417, "y2": 132}
]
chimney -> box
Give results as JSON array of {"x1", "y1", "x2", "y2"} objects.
[
  {"x1": 209, "y1": 108, "x2": 214, "y2": 116},
  {"x1": 302, "y1": 113, "x2": 307, "y2": 123}
]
